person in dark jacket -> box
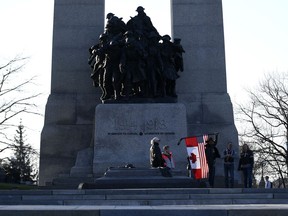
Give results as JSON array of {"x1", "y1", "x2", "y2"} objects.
[
  {"x1": 238, "y1": 143, "x2": 254, "y2": 188},
  {"x1": 205, "y1": 135, "x2": 220, "y2": 187},
  {"x1": 150, "y1": 137, "x2": 164, "y2": 168}
]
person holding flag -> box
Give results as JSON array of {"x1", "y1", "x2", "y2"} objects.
[
  {"x1": 205, "y1": 135, "x2": 220, "y2": 187},
  {"x1": 179, "y1": 133, "x2": 220, "y2": 186}
]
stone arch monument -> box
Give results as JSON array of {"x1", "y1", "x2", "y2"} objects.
[{"x1": 39, "y1": 0, "x2": 238, "y2": 186}]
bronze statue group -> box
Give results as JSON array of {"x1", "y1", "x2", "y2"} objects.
[{"x1": 88, "y1": 6, "x2": 185, "y2": 101}]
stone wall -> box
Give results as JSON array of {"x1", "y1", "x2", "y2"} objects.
[{"x1": 39, "y1": 0, "x2": 105, "y2": 186}]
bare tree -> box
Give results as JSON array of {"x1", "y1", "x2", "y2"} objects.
[
  {"x1": 0, "y1": 56, "x2": 41, "y2": 153},
  {"x1": 237, "y1": 72, "x2": 288, "y2": 187}
]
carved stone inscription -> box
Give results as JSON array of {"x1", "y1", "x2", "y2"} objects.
[
  {"x1": 108, "y1": 117, "x2": 175, "y2": 136},
  {"x1": 113, "y1": 117, "x2": 137, "y2": 131},
  {"x1": 94, "y1": 103, "x2": 187, "y2": 176}
]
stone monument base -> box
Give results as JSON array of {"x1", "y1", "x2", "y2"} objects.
[
  {"x1": 93, "y1": 103, "x2": 188, "y2": 177},
  {"x1": 79, "y1": 167, "x2": 205, "y2": 189}
]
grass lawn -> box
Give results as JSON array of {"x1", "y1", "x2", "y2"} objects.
[{"x1": 0, "y1": 182, "x2": 38, "y2": 190}]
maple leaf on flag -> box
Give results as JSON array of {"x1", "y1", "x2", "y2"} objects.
[{"x1": 189, "y1": 152, "x2": 197, "y2": 163}]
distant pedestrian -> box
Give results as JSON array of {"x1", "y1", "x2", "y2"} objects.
[
  {"x1": 238, "y1": 144, "x2": 254, "y2": 188},
  {"x1": 265, "y1": 176, "x2": 273, "y2": 189},
  {"x1": 223, "y1": 142, "x2": 235, "y2": 188}
]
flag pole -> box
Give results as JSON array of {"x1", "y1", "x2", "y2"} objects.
[
  {"x1": 177, "y1": 132, "x2": 219, "y2": 146},
  {"x1": 177, "y1": 137, "x2": 184, "y2": 145}
]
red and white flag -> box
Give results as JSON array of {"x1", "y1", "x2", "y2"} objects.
[{"x1": 184, "y1": 134, "x2": 209, "y2": 179}]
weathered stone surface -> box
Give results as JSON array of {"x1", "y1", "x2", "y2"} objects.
[
  {"x1": 93, "y1": 103, "x2": 187, "y2": 176},
  {"x1": 70, "y1": 147, "x2": 93, "y2": 177},
  {"x1": 39, "y1": 0, "x2": 105, "y2": 186}
]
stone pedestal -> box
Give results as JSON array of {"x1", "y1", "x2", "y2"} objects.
[
  {"x1": 93, "y1": 103, "x2": 188, "y2": 177},
  {"x1": 70, "y1": 147, "x2": 93, "y2": 177}
]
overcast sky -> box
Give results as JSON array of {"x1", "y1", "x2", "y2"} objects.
[{"x1": 0, "y1": 0, "x2": 288, "y2": 152}]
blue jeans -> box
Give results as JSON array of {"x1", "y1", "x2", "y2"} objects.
[
  {"x1": 242, "y1": 166, "x2": 253, "y2": 188},
  {"x1": 224, "y1": 163, "x2": 234, "y2": 188}
]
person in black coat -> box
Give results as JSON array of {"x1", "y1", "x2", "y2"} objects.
[
  {"x1": 205, "y1": 135, "x2": 220, "y2": 187},
  {"x1": 238, "y1": 143, "x2": 254, "y2": 188}
]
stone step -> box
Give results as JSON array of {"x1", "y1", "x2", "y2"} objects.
[
  {"x1": 0, "y1": 188, "x2": 288, "y2": 206},
  {"x1": 1, "y1": 188, "x2": 288, "y2": 195},
  {"x1": 50, "y1": 168, "x2": 187, "y2": 189},
  {"x1": 82, "y1": 177, "x2": 204, "y2": 189},
  {"x1": 1, "y1": 198, "x2": 288, "y2": 206},
  {"x1": 79, "y1": 167, "x2": 206, "y2": 189},
  {"x1": 103, "y1": 167, "x2": 184, "y2": 177},
  {"x1": 0, "y1": 205, "x2": 288, "y2": 216},
  {"x1": 51, "y1": 177, "x2": 94, "y2": 189}
]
